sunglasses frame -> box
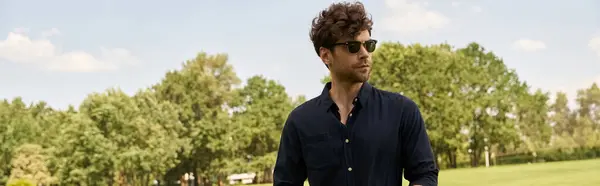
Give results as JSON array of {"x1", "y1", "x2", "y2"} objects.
[{"x1": 330, "y1": 39, "x2": 378, "y2": 54}]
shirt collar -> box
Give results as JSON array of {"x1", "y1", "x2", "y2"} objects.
[{"x1": 319, "y1": 81, "x2": 373, "y2": 111}]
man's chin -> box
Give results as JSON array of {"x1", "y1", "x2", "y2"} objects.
[{"x1": 352, "y1": 75, "x2": 370, "y2": 83}]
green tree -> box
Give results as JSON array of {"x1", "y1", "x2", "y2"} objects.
[
  {"x1": 153, "y1": 52, "x2": 241, "y2": 184},
  {"x1": 229, "y1": 75, "x2": 294, "y2": 183},
  {"x1": 8, "y1": 144, "x2": 55, "y2": 186},
  {"x1": 455, "y1": 43, "x2": 526, "y2": 167},
  {"x1": 74, "y1": 88, "x2": 187, "y2": 185},
  {"x1": 573, "y1": 83, "x2": 600, "y2": 147},
  {"x1": 514, "y1": 88, "x2": 552, "y2": 152},
  {"x1": 0, "y1": 98, "x2": 43, "y2": 185},
  {"x1": 550, "y1": 92, "x2": 574, "y2": 136},
  {"x1": 49, "y1": 112, "x2": 114, "y2": 185}
]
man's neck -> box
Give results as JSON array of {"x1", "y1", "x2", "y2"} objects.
[{"x1": 329, "y1": 79, "x2": 363, "y2": 110}]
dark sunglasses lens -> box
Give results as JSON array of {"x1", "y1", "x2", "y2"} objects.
[
  {"x1": 347, "y1": 42, "x2": 362, "y2": 53},
  {"x1": 365, "y1": 40, "x2": 377, "y2": 52}
]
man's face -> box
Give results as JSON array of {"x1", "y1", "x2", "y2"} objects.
[{"x1": 321, "y1": 30, "x2": 376, "y2": 83}]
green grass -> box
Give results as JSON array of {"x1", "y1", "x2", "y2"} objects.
[{"x1": 245, "y1": 158, "x2": 600, "y2": 186}]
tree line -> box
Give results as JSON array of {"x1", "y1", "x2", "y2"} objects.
[{"x1": 1, "y1": 42, "x2": 599, "y2": 186}]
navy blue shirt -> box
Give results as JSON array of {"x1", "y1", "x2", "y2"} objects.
[{"x1": 273, "y1": 82, "x2": 439, "y2": 186}]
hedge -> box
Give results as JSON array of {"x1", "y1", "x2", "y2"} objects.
[{"x1": 495, "y1": 146, "x2": 600, "y2": 165}]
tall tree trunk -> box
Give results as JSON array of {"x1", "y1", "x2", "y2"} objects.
[
  {"x1": 263, "y1": 168, "x2": 273, "y2": 183},
  {"x1": 472, "y1": 149, "x2": 481, "y2": 167},
  {"x1": 217, "y1": 174, "x2": 224, "y2": 186},
  {"x1": 446, "y1": 149, "x2": 457, "y2": 168}
]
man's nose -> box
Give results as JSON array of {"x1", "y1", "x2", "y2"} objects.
[{"x1": 358, "y1": 45, "x2": 369, "y2": 60}]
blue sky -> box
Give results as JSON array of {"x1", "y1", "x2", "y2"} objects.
[{"x1": 1, "y1": 0, "x2": 599, "y2": 109}]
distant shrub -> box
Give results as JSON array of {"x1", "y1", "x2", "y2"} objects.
[
  {"x1": 496, "y1": 146, "x2": 600, "y2": 165},
  {"x1": 7, "y1": 179, "x2": 35, "y2": 186}
]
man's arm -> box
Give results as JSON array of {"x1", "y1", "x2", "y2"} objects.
[
  {"x1": 400, "y1": 98, "x2": 439, "y2": 186},
  {"x1": 273, "y1": 115, "x2": 307, "y2": 186}
]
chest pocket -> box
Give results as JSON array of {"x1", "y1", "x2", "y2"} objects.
[{"x1": 302, "y1": 133, "x2": 343, "y2": 170}]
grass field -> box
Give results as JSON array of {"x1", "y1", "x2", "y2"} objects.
[{"x1": 245, "y1": 158, "x2": 600, "y2": 186}]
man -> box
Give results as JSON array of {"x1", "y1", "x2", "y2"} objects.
[{"x1": 273, "y1": 2, "x2": 439, "y2": 186}]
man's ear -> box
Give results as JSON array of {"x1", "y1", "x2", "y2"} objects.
[{"x1": 319, "y1": 47, "x2": 331, "y2": 67}]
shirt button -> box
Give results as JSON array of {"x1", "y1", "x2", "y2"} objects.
[
  {"x1": 348, "y1": 167, "x2": 353, "y2": 172},
  {"x1": 345, "y1": 139, "x2": 350, "y2": 143}
]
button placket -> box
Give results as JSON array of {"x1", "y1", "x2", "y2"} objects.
[{"x1": 342, "y1": 97, "x2": 358, "y2": 184}]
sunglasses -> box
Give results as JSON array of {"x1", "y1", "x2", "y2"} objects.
[{"x1": 330, "y1": 39, "x2": 378, "y2": 53}]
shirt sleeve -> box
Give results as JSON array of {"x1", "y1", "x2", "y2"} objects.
[
  {"x1": 273, "y1": 113, "x2": 307, "y2": 186},
  {"x1": 399, "y1": 97, "x2": 440, "y2": 186}
]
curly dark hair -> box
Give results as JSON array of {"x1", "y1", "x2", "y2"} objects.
[{"x1": 309, "y1": 2, "x2": 373, "y2": 56}]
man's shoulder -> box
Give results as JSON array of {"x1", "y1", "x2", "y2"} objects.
[
  {"x1": 287, "y1": 96, "x2": 321, "y2": 120},
  {"x1": 371, "y1": 86, "x2": 406, "y2": 102},
  {"x1": 372, "y1": 86, "x2": 419, "y2": 110}
]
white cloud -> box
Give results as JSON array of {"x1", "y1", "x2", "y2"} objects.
[
  {"x1": 0, "y1": 28, "x2": 139, "y2": 72},
  {"x1": 588, "y1": 35, "x2": 600, "y2": 58},
  {"x1": 451, "y1": 2, "x2": 460, "y2": 7},
  {"x1": 512, "y1": 39, "x2": 547, "y2": 52},
  {"x1": 381, "y1": 0, "x2": 450, "y2": 35}
]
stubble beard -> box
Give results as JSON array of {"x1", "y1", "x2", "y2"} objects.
[
  {"x1": 336, "y1": 68, "x2": 370, "y2": 84},
  {"x1": 354, "y1": 69, "x2": 370, "y2": 83}
]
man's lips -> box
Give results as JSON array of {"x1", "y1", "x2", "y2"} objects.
[{"x1": 356, "y1": 65, "x2": 370, "y2": 71}]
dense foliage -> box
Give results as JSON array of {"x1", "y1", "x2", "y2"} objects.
[{"x1": 1, "y1": 42, "x2": 599, "y2": 185}]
